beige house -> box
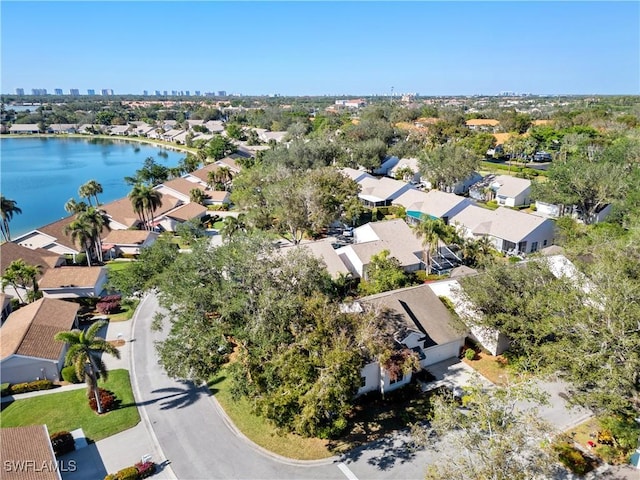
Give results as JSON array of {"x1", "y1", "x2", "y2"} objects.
[
  {"x1": 101, "y1": 230, "x2": 159, "y2": 257},
  {"x1": 38, "y1": 267, "x2": 107, "y2": 299},
  {"x1": 0, "y1": 297, "x2": 79, "y2": 384}
]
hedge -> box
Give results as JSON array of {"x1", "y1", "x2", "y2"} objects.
[
  {"x1": 9, "y1": 379, "x2": 55, "y2": 395},
  {"x1": 104, "y1": 461, "x2": 156, "y2": 480},
  {"x1": 1, "y1": 383, "x2": 11, "y2": 397},
  {"x1": 50, "y1": 431, "x2": 75, "y2": 456}
]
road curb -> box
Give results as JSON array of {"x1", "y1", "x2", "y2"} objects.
[
  {"x1": 130, "y1": 294, "x2": 178, "y2": 480},
  {"x1": 206, "y1": 393, "x2": 339, "y2": 468}
]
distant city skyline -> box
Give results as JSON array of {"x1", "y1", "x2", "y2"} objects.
[{"x1": 2, "y1": 1, "x2": 638, "y2": 96}]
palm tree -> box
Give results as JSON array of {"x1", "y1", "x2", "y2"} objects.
[
  {"x1": 189, "y1": 188, "x2": 207, "y2": 205},
  {"x1": 217, "y1": 166, "x2": 233, "y2": 190},
  {"x1": 78, "y1": 183, "x2": 94, "y2": 207},
  {"x1": 128, "y1": 184, "x2": 163, "y2": 231},
  {"x1": 54, "y1": 320, "x2": 120, "y2": 414},
  {"x1": 64, "y1": 217, "x2": 95, "y2": 266},
  {"x1": 64, "y1": 198, "x2": 89, "y2": 215},
  {"x1": 219, "y1": 214, "x2": 246, "y2": 240},
  {"x1": 1, "y1": 195, "x2": 22, "y2": 242},
  {"x1": 84, "y1": 180, "x2": 104, "y2": 206},
  {"x1": 79, "y1": 207, "x2": 111, "y2": 263},
  {"x1": 413, "y1": 217, "x2": 458, "y2": 274},
  {"x1": 1, "y1": 259, "x2": 42, "y2": 304}
]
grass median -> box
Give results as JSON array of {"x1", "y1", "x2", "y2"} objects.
[{"x1": 0, "y1": 369, "x2": 140, "y2": 442}]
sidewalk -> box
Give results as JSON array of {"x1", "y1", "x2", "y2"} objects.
[{"x1": 0, "y1": 383, "x2": 87, "y2": 403}]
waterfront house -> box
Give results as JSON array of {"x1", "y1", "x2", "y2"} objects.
[{"x1": 101, "y1": 230, "x2": 159, "y2": 257}]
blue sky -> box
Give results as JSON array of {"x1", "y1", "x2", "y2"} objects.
[{"x1": 1, "y1": 1, "x2": 638, "y2": 96}]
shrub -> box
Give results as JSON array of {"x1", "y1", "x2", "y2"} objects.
[
  {"x1": 135, "y1": 461, "x2": 156, "y2": 479},
  {"x1": 553, "y1": 441, "x2": 595, "y2": 475},
  {"x1": 113, "y1": 466, "x2": 139, "y2": 480},
  {"x1": 88, "y1": 388, "x2": 118, "y2": 413},
  {"x1": 50, "y1": 431, "x2": 75, "y2": 456},
  {"x1": 97, "y1": 300, "x2": 120, "y2": 314},
  {"x1": 61, "y1": 366, "x2": 82, "y2": 384},
  {"x1": 1, "y1": 383, "x2": 11, "y2": 397},
  {"x1": 464, "y1": 348, "x2": 476, "y2": 361},
  {"x1": 10, "y1": 379, "x2": 55, "y2": 395}
]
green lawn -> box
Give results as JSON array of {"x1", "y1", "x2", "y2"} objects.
[
  {"x1": 104, "y1": 261, "x2": 132, "y2": 274},
  {"x1": 109, "y1": 299, "x2": 140, "y2": 322},
  {"x1": 208, "y1": 370, "x2": 333, "y2": 460},
  {"x1": 0, "y1": 369, "x2": 140, "y2": 442},
  {"x1": 212, "y1": 220, "x2": 225, "y2": 229}
]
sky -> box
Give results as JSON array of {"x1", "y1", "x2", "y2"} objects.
[{"x1": 1, "y1": 1, "x2": 639, "y2": 96}]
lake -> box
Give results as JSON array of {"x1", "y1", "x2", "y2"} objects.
[{"x1": 0, "y1": 137, "x2": 186, "y2": 238}]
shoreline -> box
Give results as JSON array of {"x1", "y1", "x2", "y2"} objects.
[{"x1": 1, "y1": 133, "x2": 198, "y2": 156}]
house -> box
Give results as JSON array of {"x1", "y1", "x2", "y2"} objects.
[
  {"x1": 387, "y1": 157, "x2": 421, "y2": 183},
  {"x1": 77, "y1": 124, "x2": 104, "y2": 134},
  {"x1": 215, "y1": 156, "x2": 242, "y2": 174},
  {"x1": 428, "y1": 279, "x2": 510, "y2": 356},
  {"x1": 279, "y1": 238, "x2": 351, "y2": 279},
  {"x1": 335, "y1": 99, "x2": 366, "y2": 108},
  {"x1": 9, "y1": 124, "x2": 40, "y2": 134},
  {"x1": 451, "y1": 205, "x2": 555, "y2": 255},
  {"x1": 161, "y1": 129, "x2": 185, "y2": 142},
  {"x1": 101, "y1": 230, "x2": 159, "y2": 257},
  {"x1": 38, "y1": 267, "x2": 107, "y2": 299},
  {"x1": 184, "y1": 163, "x2": 221, "y2": 186},
  {"x1": 0, "y1": 297, "x2": 79, "y2": 384},
  {"x1": 101, "y1": 194, "x2": 182, "y2": 230},
  {"x1": 465, "y1": 118, "x2": 500, "y2": 131},
  {"x1": 13, "y1": 216, "x2": 82, "y2": 257},
  {"x1": 335, "y1": 219, "x2": 424, "y2": 278},
  {"x1": 257, "y1": 130, "x2": 288, "y2": 143},
  {"x1": 0, "y1": 242, "x2": 65, "y2": 277},
  {"x1": 108, "y1": 125, "x2": 130, "y2": 136},
  {"x1": 155, "y1": 178, "x2": 208, "y2": 204},
  {"x1": 357, "y1": 283, "x2": 467, "y2": 395},
  {"x1": 0, "y1": 425, "x2": 61, "y2": 480},
  {"x1": 356, "y1": 176, "x2": 416, "y2": 207},
  {"x1": 204, "y1": 120, "x2": 225, "y2": 133},
  {"x1": 49, "y1": 123, "x2": 77, "y2": 134},
  {"x1": 394, "y1": 189, "x2": 472, "y2": 225},
  {"x1": 480, "y1": 175, "x2": 531, "y2": 207},
  {"x1": 154, "y1": 202, "x2": 208, "y2": 232},
  {"x1": 340, "y1": 167, "x2": 374, "y2": 183}
]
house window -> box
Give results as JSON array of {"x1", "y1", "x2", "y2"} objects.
[
  {"x1": 389, "y1": 375, "x2": 401, "y2": 385},
  {"x1": 531, "y1": 241, "x2": 538, "y2": 252},
  {"x1": 543, "y1": 240, "x2": 548, "y2": 246},
  {"x1": 360, "y1": 376, "x2": 367, "y2": 388}
]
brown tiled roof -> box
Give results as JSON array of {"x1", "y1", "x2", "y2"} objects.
[
  {"x1": 102, "y1": 230, "x2": 158, "y2": 246},
  {"x1": 37, "y1": 215, "x2": 78, "y2": 251},
  {"x1": 165, "y1": 202, "x2": 208, "y2": 222},
  {"x1": 38, "y1": 266, "x2": 104, "y2": 290},
  {"x1": 189, "y1": 163, "x2": 219, "y2": 184},
  {"x1": 161, "y1": 178, "x2": 207, "y2": 197},
  {"x1": 0, "y1": 425, "x2": 60, "y2": 480},
  {"x1": 0, "y1": 243, "x2": 63, "y2": 278},
  {"x1": 102, "y1": 194, "x2": 181, "y2": 228},
  {"x1": 0, "y1": 298, "x2": 79, "y2": 360}
]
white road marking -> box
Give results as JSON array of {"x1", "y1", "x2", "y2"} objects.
[{"x1": 337, "y1": 462, "x2": 359, "y2": 480}]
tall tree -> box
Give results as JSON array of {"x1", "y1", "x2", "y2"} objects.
[
  {"x1": 79, "y1": 207, "x2": 111, "y2": 263},
  {"x1": 55, "y1": 320, "x2": 120, "y2": 414},
  {"x1": 128, "y1": 184, "x2": 163, "y2": 231},
  {"x1": 1, "y1": 259, "x2": 41, "y2": 304},
  {"x1": 419, "y1": 144, "x2": 480, "y2": 192},
  {"x1": 64, "y1": 198, "x2": 88, "y2": 215},
  {"x1": 79, "y1": 180, "x2": 104, "y2": 206},
  {"x1": 64, "y1": 217, "x2": 95, "y2": 266},
  {"x1": 0, "y1": 195, "x2": 22, "y2": 242},
  {"x1": 413, "y1": 216, "x2": 459, "y2": 273}
]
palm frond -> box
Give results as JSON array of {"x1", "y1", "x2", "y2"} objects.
[
  {"x1": 54, "y1": 330, "x2": 82, "y2": 344},
  {"x1": 86, "y1": 319, "x2": 107, "y2": 340}
]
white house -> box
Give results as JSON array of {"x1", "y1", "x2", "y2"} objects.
[
  {"x1": 9, "y1": 124, "x2": 40, "y2": 134},
  {"x1": 340, "y1": 167, "x2": 374, "y2": 183},
  {"x1": 101, "y1": 230, "x2": 159, "y2": 257},
  {"x1": 336, "y1": 219, "x2": 424, "y2": 278},
  {"x1": 279, "y1": 238, "x2": 351, "y2": 279},
  {"x1": 13, "y1": 216, "x2": 82, "y2": 257},
  {"x1": 490, "y1": 175, "x2": 531, "y2": 207},
  {"x1": 49, "y1": 124, "x2": 78, "y2": 134},
  {"x1": 38, "y1": 267, "x2": 108, "y2": 299},
  {"x1": 394, "y1": 189, "x2": 472, "y2": 225},
  {"x1": 0, "y1": 297, "x2": 79, "y2": 384},
  {"x1": 388, "y1": 157, "x2": 421, "y2": 183},
  {"x1": 356, "y1": 176, "x2": 416, "y2": 207},
  {"x1": 357, "y1": 284, "x2": 467, "y2": 395},
  {"x1": 428, "y1": 279, "x2": 510, "y2": 356},
  {"x1": 154, "y1": 202, "x2": 208, "y2": 232},
  {"x1": 451, "y1": 205, "x2": 555, "y2": 255}
]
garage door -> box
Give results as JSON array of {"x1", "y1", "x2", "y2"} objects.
[{"x1": 422, "y1": 339, "x2": 463, "y2": 367}]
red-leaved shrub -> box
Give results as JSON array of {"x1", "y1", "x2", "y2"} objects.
[
  {"x1": 135, "y1": 461, "x2": 156, "y2": 479},
  {"x1": 88, "y1": 388, "x2": 117, "y2": 413}
]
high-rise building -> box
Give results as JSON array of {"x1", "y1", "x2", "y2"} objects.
[
  {"x1": 143, "y1": 90, "x2": 148, "y2": 96},
  {"x1": 70, "y1": 89, "x2": 80, "y2": 96},
  {"x1": 217, "y1": 91, "x2": 226, "y2": 97},
  {"x1": 185, "y1": 91, "x2": 190, "y2": 96},
  {"x1": 163, "y1": 90, "x2": 168, "y2": 96},
  {"x1": 87, "y1": 89, "x2": 95, "y2": 95},
  {"x1": 195, "y1": 91, "x2": 201, "y2": 96},
  {"x1": 155, "y1": 90, "x2": 161, "y2": 96},
  {"x1": 15, "y1": 88, "x2": 24, "y2": 96},
  {"x1": 101, "y1": 89, "x2": 114, "y2": 96},
  {"x1": 31, "y1": 88, "x2": 47, "y2": 95},
  {"x1": 171, "y1": 90, "x2": 177, "y2": 96},
  {"x1": 54, "y1": 88, "x2": 63, "y2": 95}
]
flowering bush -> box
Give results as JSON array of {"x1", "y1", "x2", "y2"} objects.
[
  {"x1": 135, "y1": 461, "x2": 156, "y2": 479},
  {"x1": 88, "y1": 388, "x2": 117, "y2": 413}
]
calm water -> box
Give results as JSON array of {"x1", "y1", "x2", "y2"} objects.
[{"x1": 0, "y1": 137, "x2": 185, "y2": 238}]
